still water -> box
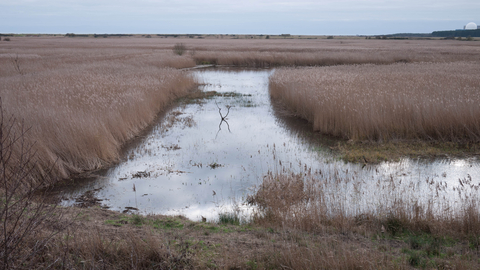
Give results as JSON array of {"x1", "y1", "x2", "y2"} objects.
[{"x1": 60, "y1": 68, "x2": 480, "y2": 221}]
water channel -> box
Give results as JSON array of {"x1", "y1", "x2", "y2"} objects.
[{"x1": 59, "y1": 68, "x2": 480, "y2": 221}]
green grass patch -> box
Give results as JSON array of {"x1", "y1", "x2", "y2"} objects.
[
  {"x1": 179, "y1": 90, "x2": 252, "y2": 104},
  {"x1": 334, "y1": 140, "x2": 480, "y2": 163},
  {"x1": 153, "y1": 217, "x2": 185, "y2": 230},
  {"x1": 393, "y1": 231, "x2": 463, "y2": 268},
  {"x1": 194, "y1": 223, "x2": 220, "y2": 232},
  {"x1": 130, "y1": 214, "x2": 144, "y2": 226},
  {"x1": 218, "y1": 212, "x2": 240, "y2": 226},
  {"x1": 105, "y1": 216, "x2": 130, "y2": 227}
]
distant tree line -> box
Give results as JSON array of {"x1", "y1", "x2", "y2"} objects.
[
  {"x1": 65, "y1": 33, "x2": 134, "y2": 38},
  {"x1": 432, "y1": 29, "x2": 480, "y2": 38}
]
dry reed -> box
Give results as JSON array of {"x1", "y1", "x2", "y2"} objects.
[
  {"x1": 269, "y1": 62, "x2": 480, "y2": 142},
  {"x1": 3, "y1": 36, "x2": 480, "y2": 269},
  {"x1": 0, "y1": 38, "x2": 197, "y2": 184},
  {"x1": 188, "y1": 38, "x2": 480, "y2": 67},
  {"x1": 252, "y1": 170, "x2": 480, "y2": 238},
  {"x1": 247, "y1": 168, "x2": 480, "y2": 269}
]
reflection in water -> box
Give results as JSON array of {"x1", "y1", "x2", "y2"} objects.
[{"x1": 58, "y1": 68, "x2": 480, "y2": 221}]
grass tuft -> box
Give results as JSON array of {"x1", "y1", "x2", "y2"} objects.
[{"x1": 218, "y1": 212, "x2": 240, "y2": 226}]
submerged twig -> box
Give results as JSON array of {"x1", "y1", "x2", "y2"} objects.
[
  {"x1": 215, "y1": 101, "x2": 232, "y2": 139},
  {"x1": 215, "y1": 101, "x2": 231, "y2": 121}
]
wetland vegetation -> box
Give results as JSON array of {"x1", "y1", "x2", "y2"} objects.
[{"x1": 1, "y1": 36, "x2": 480, "y2": 269}]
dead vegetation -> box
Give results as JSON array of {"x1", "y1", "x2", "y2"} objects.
[
  {"x1": 270, "y1": 62, "x2": 480, "y2": 143},
  {"x1": 187, "y1": 38, "x2": 480, "y2": 67},
  {"x1": 248, "y1": 171, "x2": 480, "y2": 269},
  {"x1": 251, "y1": 172, "x2": 480, "y2": 237},
  {"x1": 0, "y1": 38, "x2": 197, "y2": 186},
  {"x1": 0, "y1": 106, "x2": 71, "y2": 269},
  {"x1": 5, "y1": 170, "x2": 479, "y2": 269},
  {"x1": 2, "y1": 36, "x2": 480, "y2": 269}
]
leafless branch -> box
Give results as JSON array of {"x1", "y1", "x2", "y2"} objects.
[
  {"x1": 214, "y1": 101, "x2": 232, "y2": 139},
  {"x1": 0, "y1": 98, "x2": 73, "y2": 269}
]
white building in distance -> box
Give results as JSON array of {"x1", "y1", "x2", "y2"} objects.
[{"x1": 464, "y1": 22, "x2": 478, "y2": 30}]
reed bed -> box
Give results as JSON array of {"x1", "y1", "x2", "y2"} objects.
[
  {"x1": 2, "y1": 37, "x2": 480, "y2": 268},
  {"x1": 249, "y1": 169, "x2": 480, "y2": 268},
  {"x1": 269, "y1": 62, "x2": 480, "y2": 142},
  {"x1": 192, "y1": 50, "x2": 410, "y2": 67},
  {"x1": 252, "y1": 169, "x2": 480, "y2": 235},
  {"x1": 0, "y1": 39, "x2": 196, "y2": 184},
  {"x1": 11, "y1": 37, "x2": 478, "y2": 68},
  {"x1": 187, "y1": 38, "x2": 480, "y2": 67}
]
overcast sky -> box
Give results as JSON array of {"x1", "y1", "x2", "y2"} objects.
[{"x1": 1, "y1": 0, "x2": 479, "y2": 35}]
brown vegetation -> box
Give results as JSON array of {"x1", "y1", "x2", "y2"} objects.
[
  {"x1": 0, "y1": 108, "x2": 72, "y2": 269},
  {"x1": 6, "y1": 169, "x2": 479, "y2": 269},
  {"x1": 252, "y1": 171, "x2": 480, "y2": 237},
  {"x1": 248, "y1": 171, "x2": 480, "y2": 269},
  {"x1": 2, "y1": 36, "x2": 480, "y2": 269},
  {"x1": 0, "y1": 38, "x2": 197, "y2": 185},
  {"x1": 188, "y1": 38, "x2": 480, "y2": 67},
  {"x1": 270, "y1": 62, "x2": 480, "y2": 142},
  {"x1": 38, "y1": 208, "x2": 405, "y2": 269}
]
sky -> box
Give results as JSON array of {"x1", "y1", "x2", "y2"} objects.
[{"x1": 1, "y1": 0, "x2": 479, "y2": 35}]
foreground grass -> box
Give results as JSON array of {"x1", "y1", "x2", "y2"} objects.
[
  {"x1": 7, "y1": 164, "x2": 479, "y2": 269},
  {"x1": 11, "y1": 205, "x2": 476, "y2": 269}
]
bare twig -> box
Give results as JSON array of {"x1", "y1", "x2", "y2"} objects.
[
  {"x1": 0, "y1": 98, "x2": 73, "y2": 269},
  {"x1": 214, "y1": 101, "x2": 232, "y2": 139}
]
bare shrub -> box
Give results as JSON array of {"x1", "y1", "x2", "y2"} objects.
[
  {"x1": 10, "y1": 55, "x2": 24, "y2": 75},
  {"x1": 0, "y1": 101, "x2": 70, "y2": 269},
  {"x1": 173, "y1": 43, "x2": 186, "y2": 55}
]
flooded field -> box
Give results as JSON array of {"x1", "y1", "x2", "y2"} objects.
[{"x1": 59, "y1": 68, "x2": 480, "y2": 221}]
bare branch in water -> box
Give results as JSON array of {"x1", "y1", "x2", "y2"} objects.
[{"x1": 215, "y1": 101, "x2": 232, "y2": 139}]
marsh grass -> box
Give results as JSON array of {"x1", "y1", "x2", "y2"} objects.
[
  {"x1": 189, "y1": 38, "x2": 480, "y2": 67},
  {"x1": 251, "y1": 171, "x2": 480, "y2": 238},
  {"x1": 270, "y1": 62, "x2": 480, "y2": 143},
  {"x1": 0, "y1": 42, "x2": 197, "y2": 185},
  {"x1": 248, "y1": 171, "x2": 480, "y2": 268},
  {"x1": 49, "y1": 229, "x2": 193, "y2": 269},
  {"x1": 3, "y1": 36, "x2": 480, "y2": 269}
]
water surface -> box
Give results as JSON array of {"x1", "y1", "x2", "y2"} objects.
[{"x1": 60, "y1": 68, "x2": 480, "y2": 221}]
